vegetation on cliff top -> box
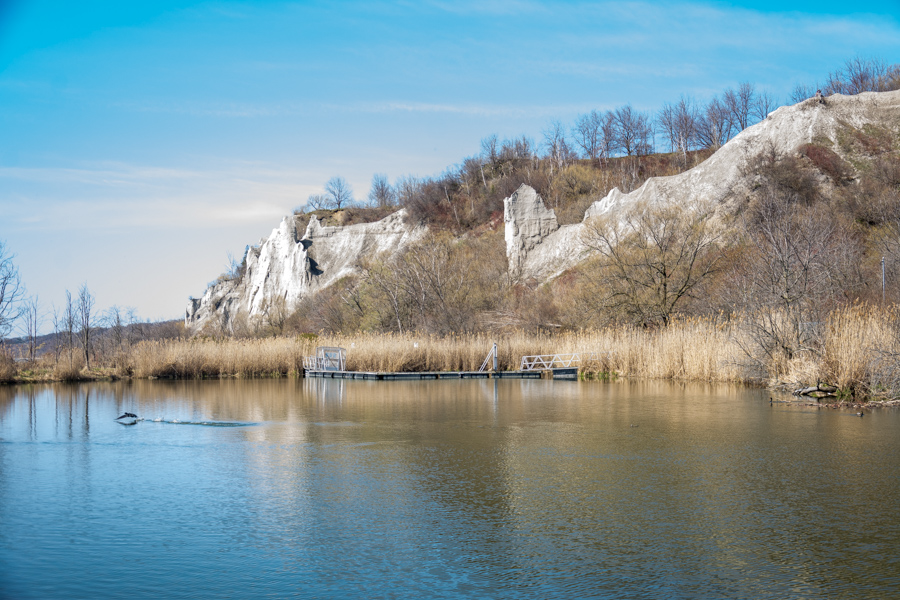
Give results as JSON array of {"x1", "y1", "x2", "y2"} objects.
[{"x1": 3, "y1": 57, "x2": 900, "y2": 399}]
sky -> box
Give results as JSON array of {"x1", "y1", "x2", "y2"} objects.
[{"x1": 1, "y1": 0, "x2": 899, "y2": 330}]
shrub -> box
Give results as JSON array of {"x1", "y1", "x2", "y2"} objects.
[
  {"x1": 800, "y1": 143, "x2": 850, "y2": 184},
  {"x1": 0, "y1": 348, "x2": 15, "y2": 383}
]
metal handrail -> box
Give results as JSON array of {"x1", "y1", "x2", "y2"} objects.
[
  {"x1": 479, "y1": 343, "x2": 498, "y2": 372},
  {"x1": 519, "y1": 352, "x2": 598, "y2": 371},
  {"x1": 304, "y1": 347, "x2": 346, "y2": 371}
]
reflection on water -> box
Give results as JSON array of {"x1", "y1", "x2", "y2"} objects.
[{"x1": 1, "y1": 379, "x2": 898, "y2": 599}]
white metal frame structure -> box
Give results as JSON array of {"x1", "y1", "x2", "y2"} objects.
[
  {"x1": 479, "y1": 343, "x2": 499, "y2": 372},
  {"x1": 303, "y1": 346, "x2": 347, "y2": 371},
  {"x1": 519, "y1": 352, "x2": 598, "y2": 371}
]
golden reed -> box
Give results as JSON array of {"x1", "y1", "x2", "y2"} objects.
[
  {"x1": 8, "y1": 305, "x2": 898, "y2": 399},
  {"x1": 124, "y1": 323, "x2": 749, "y2": 383}
]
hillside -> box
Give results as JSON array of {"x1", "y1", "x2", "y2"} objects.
[
  {"x1": 187, "y1": 89, "x2": 900, "y2": 336},
  {"x1": 507, "y1": 90, "x2": 900, "y2": 282}
]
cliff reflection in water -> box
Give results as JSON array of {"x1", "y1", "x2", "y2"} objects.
[{"x1": 1, "y1": 378, "x2": 898, "y2": 598}]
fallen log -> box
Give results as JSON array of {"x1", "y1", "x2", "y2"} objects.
[{"x1": 793, "y1": 383, "x2": 838, "y2": 398}]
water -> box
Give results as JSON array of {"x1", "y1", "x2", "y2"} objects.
[{"x1": 1, "y1": 378, "x2": 898, "y2": 599}]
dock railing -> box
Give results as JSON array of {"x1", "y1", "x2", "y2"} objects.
[
  {"x1": 303, "y1": 346, "x2": 346, "y2": 371},
  {"x1": 519, "y1": 352, "x2": 598, "y2": 371},
  {"x1": 479, "y1": 343, "x2": 499, "y2": 372}
]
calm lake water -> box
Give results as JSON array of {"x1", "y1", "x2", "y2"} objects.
[{"x1": 1, "y1": 378, "x2": 898, "y2": 599}]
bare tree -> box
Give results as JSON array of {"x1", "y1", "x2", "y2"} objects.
[
  {"x1": 325, "y1": 176, "x2": 354, "y2": 209},
  {"x1": 21, "y1": 296, "x2": 42, "y2": 362},
  {"x1": 0, "y1": 240, "x2": 24, "y2": 340},
  {"x1": 368, "y1": 173, "x2": 396, "y2": 207},
  {"x1": 723, "y1": 82, "x2": 756, "y2": 133},
  {"x1": 733, "y1": 199, "x2": 863, "y2": 371},
  {"x1": 63, "y1": 290, "x2": 76, "y2": 357},
  {"x1": 790, "y1": 83, "x2": 817, "y2": 104},
  {"x1": 500, "y1": 136, "x2": 535, "y2": 161},
  {"x1": 261, "y1": 296, "x2": 290, "y2": 336},
  {"x1": 824, "y1": 56, "x2": 900, "y2": 95},
  {"x1": 657, "y1": 96, "x2": 699, "y2": 164},
  {"x1": 223, "y1": 250, "x2": 246, "y2": 282},
  {"x1": 50, "y1": 304, "x2": 64, "y2": 364},
  {"x1": 77, "y1": 284, "x2": 95, "y2": 369},
  {"x1": 657, "y1": 103, "x2": 679, "y2": 153},
  {"x1": 358, "y1": 232, "x2": 507, "y2": 335},
  {"x1": 306, "y1": 193, "x2": 329, "y2": 210},
  {"x1": 360, "y1": 257, "x2": 411, "y2": 334},
  {"x1": 481, "y1": 134, "x2": 499, "y2": 164},
  {"x1": 722, "y1": 148, "x2": 867, "y2": 377},
  {"x1": 395, "y1": 175, "x2": 423, "y2": 209},
  {"x1": 125, "y1": 308, "x2": 143, "y2": 346},
  {"x1": 105, "y1": 305, "x2": 125, "y2": 350},
  {"x1": 581, "y1": 203, "x2": 723, "y2": 326},
  {"x1": 543, "y1": 120, "x2": 574, "y2": 171},
  {"x1": 613, "y1": 105, "x2": 653, "y2": 156},
  {"x1": 571, "y1": 110, "x2": 603, "y2": 160},
  {"x1": 599, "y1": 110, "x2": 619, "y2": 161},
  {"x1": 753, "y1": 90, "x2": 778, "y2": 121},
  {"x1": 695, "y1": 97, "x2": 731, "y2": 150}
]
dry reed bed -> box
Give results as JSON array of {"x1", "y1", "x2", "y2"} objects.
[
  {"x1": 129, "y1": 338, "x2": 308, "y2": 378},
  {"x1": 317, "y1": 326, "x2": 744, "y2": 381},
  {"x1": 822, "y1": 304, "x2": 900, "y2": 392},
  {"x1": 123, "y1": 323, "x2": 748, "y2": 383},
  {"x1": 19, "y1": 305, "x2": 895, "y2": 398}
]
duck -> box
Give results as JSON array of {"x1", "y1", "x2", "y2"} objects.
[{"x1": 115, "y1": 412, "x2": 139, "y2": 425}]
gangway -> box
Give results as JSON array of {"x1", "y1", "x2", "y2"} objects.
[
  {"x1": 519, "y1": 352, "x2": 598, "y2": 371},
  {"x1": 303, "y1": 346, "x2": 346, "y2": 371}
]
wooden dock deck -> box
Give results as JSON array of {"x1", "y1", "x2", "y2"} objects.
[{"x1": 304, "y1": 368, "x2": 577, "y2": 380}]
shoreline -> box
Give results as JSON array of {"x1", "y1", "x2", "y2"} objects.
[
  {"x1": 4, "y1": 367, "x2": 900, "y2": 409},
  {"x1": 4, "y1": 306, "x2": 900, "y2": 403}
]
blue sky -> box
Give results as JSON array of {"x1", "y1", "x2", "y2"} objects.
[{"x1": 1, "y1": 0, "x2": 899, "y2": 329}]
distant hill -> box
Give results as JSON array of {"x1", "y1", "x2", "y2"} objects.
[{"x1": 5, "y1": 319, "x2": 183, "y2": 360}]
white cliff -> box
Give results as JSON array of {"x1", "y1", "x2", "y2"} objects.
[
  {"x1": 187, "y1": 91, "x2": 898, "y2": 330},
  {"x1": 504, "y1": 90, "x2": 900, "y2": 282},
  {"x1": 186, "y1": 210, "x2": 424, "y2": 331}
]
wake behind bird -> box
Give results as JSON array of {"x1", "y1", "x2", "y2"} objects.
[{"x1": 115, "y1": 413, "x2": 253, "y2": 427}]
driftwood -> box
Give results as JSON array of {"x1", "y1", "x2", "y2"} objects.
[{"x1": 793, "y1": 383, "x2": 838, "y2": 398}]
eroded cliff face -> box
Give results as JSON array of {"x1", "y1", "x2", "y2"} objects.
[
  {"x1": 504, "y1": 90, "x2": 900, "y2": 283},
  {"x1": 188, "y1": 91, "x2": 898, "y2": 331},
  {"x1": 503, "y1": 185, "x2": 586, "y2": 282},
  {"x1": 186, "y1": 210, "x2": 424, "y2": 331}
]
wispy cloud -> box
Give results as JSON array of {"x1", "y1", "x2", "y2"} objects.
[
  {"x1": 1, "y1": 161, "x2": 319, "y2": 232},
  {"x1": 108, "y1": 99, "x2": 307, "y2": 118},
  {"x1": 108, "y1": 97, "x2": 596, "y2": 120},
  {"x1": 327, "y1": 100, "x2": 598, "y2": 119}
]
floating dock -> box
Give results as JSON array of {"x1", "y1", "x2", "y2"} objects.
[
  {"x1": 304, "y1": 368, "x2": 577, "y2": 380},
  {"x1": 302, "y1": 347, "x2": 581, "y2": 380}
]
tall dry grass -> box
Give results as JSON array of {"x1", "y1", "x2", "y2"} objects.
[
  {"x1": 0, "y1": 348, "x2": 15, "y2": 383},
  {"x1": 10, "y1": 305, "x2": 900, "y2": 399},
  {"x1": 122, "y1": 321, "x2": 749, "y2": 383},
  {"x1": 129, "y1": 337, "x2": 308, "y2": 378},
  {"x1": 821, "y1": 304, "x2": 900, "y2": 393},
  {"x1": 52, "y1": 350, "x2": 86, "y2": 381},
  {"x1": 334, "y1": 323, "x2": 745, "y2": 381},
  {"x1": 585, "y1": 318, "x2": 748, "y2": 382}
]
